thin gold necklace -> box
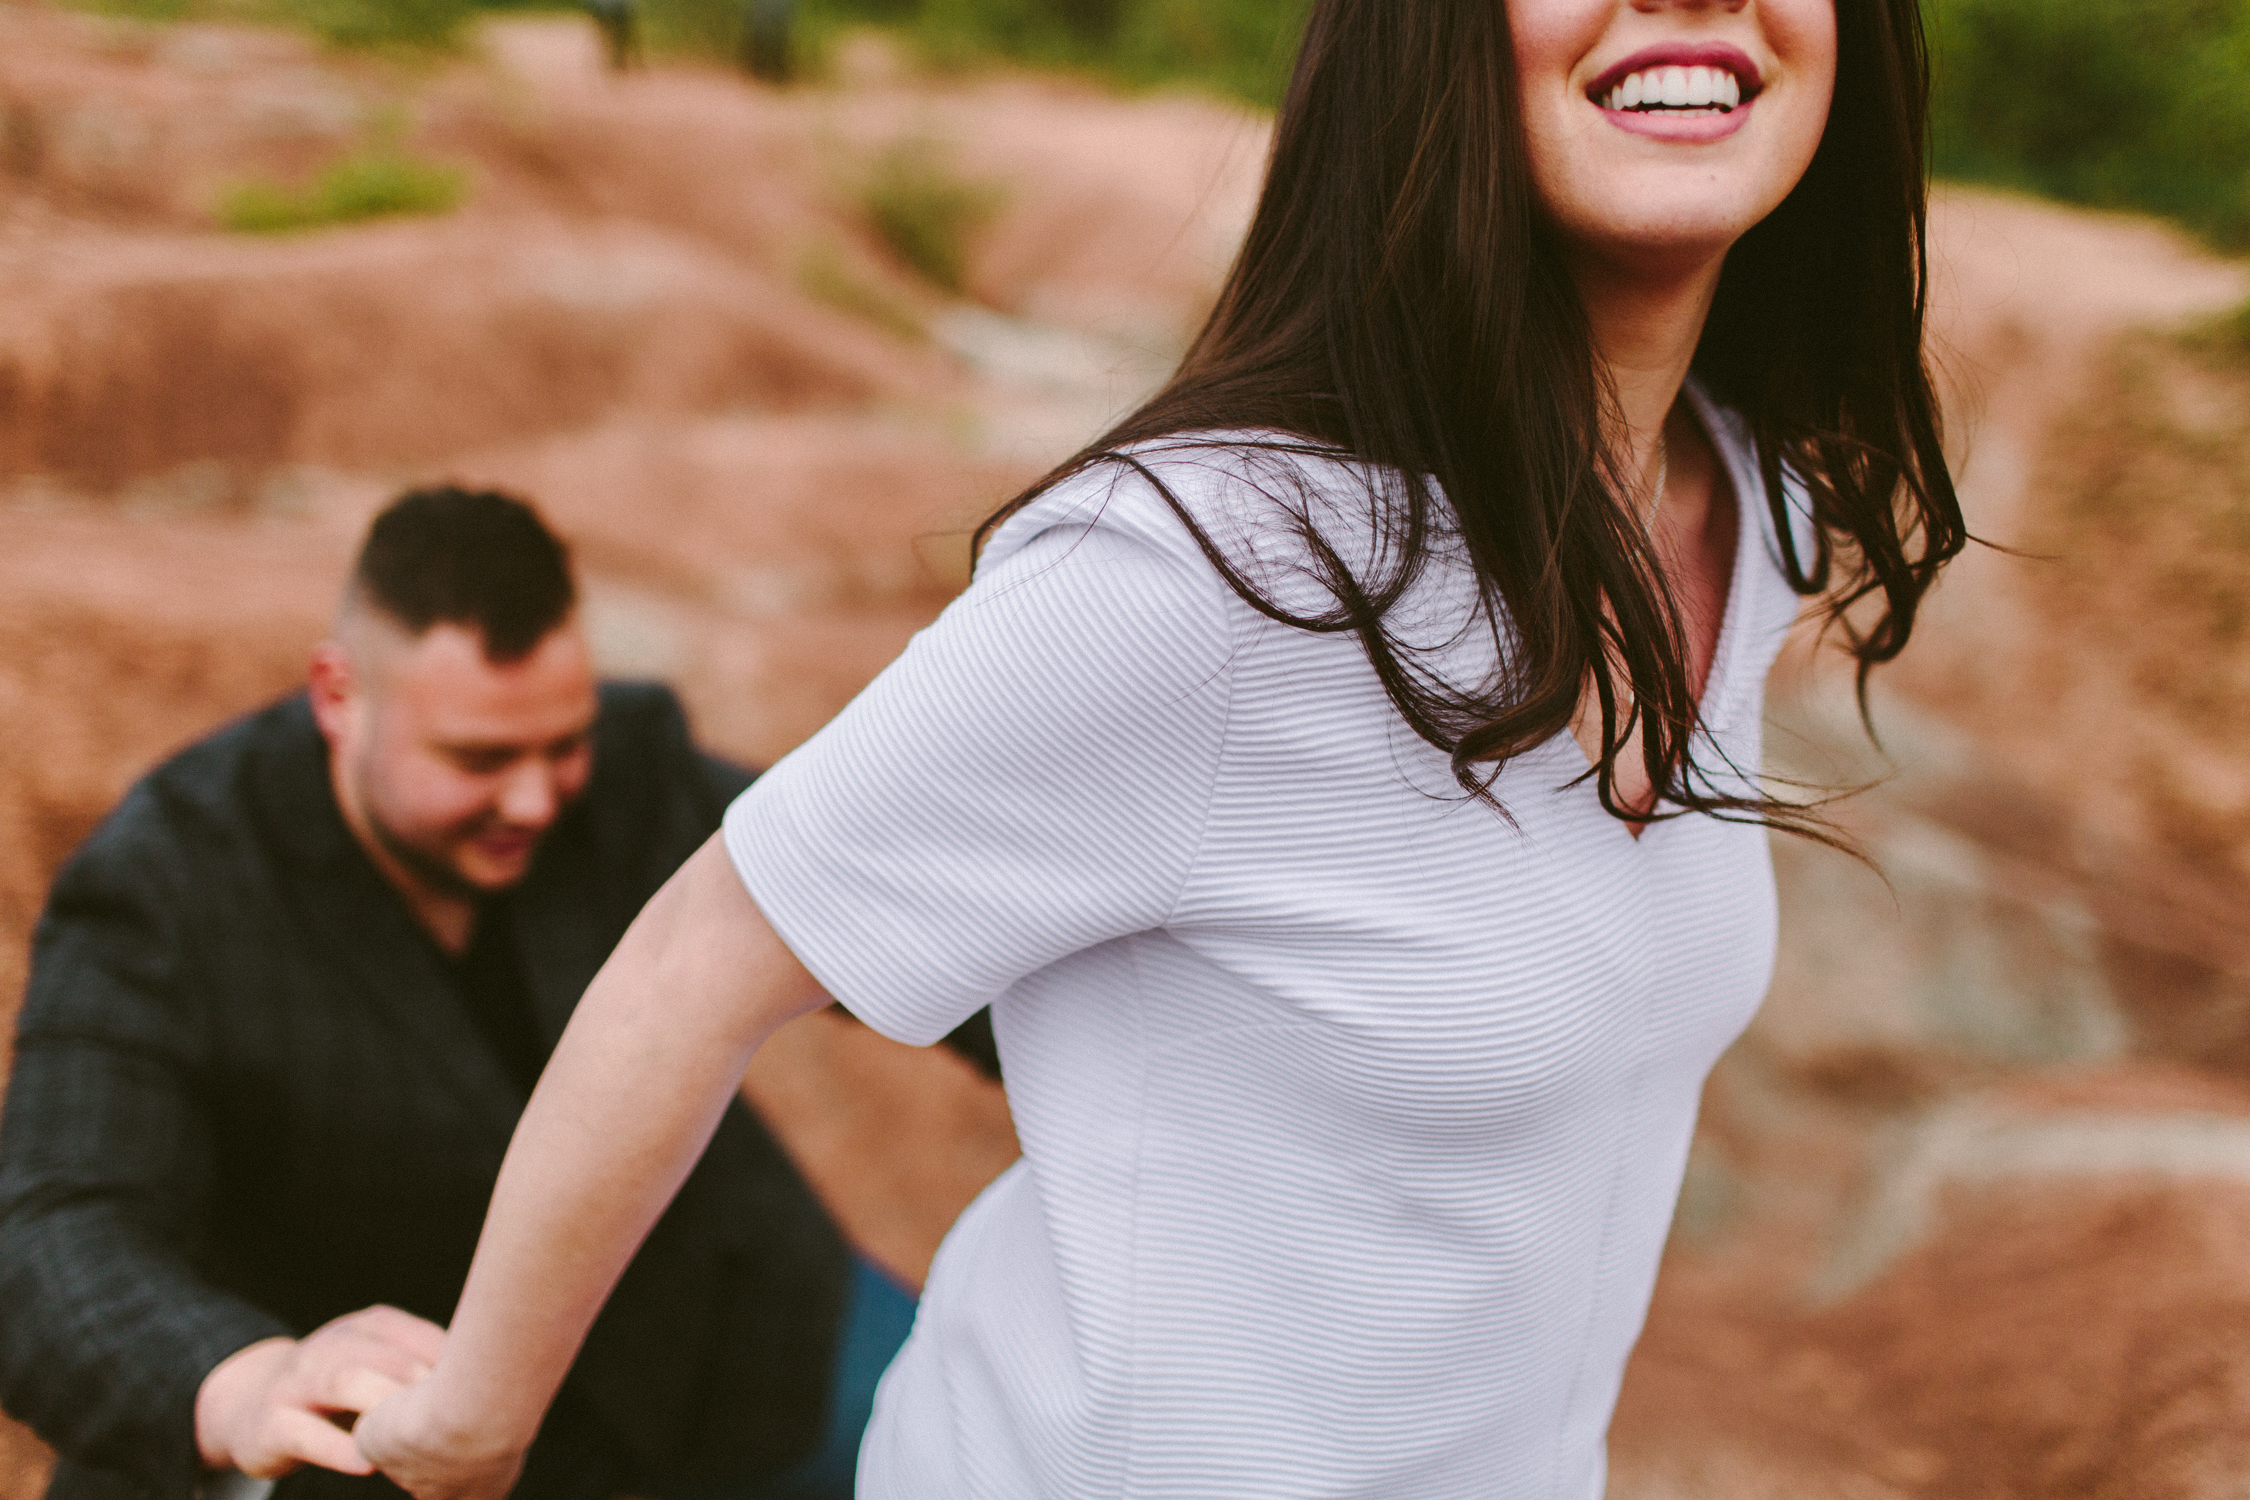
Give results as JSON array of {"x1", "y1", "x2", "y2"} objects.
[{"x1": 1642, "y1": 434, "x2": 1670, "y2": 529}]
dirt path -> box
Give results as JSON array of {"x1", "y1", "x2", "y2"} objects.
[{"x1": 1926, "y1": 188, "x2": 2247, "y2": 543}]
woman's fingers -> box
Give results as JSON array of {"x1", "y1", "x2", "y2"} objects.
[
  {"x1": 348, "y1": 1305, "x2": 448, "y2": 1367},
  {"x1": 316, "y1": 1364, "x2": 407, "y2": 1421},
  {"x1": 249, "y1": 1408, "x2": 376, "y2": 1479},
  {"x1": 323, "y1": 1329, "x2": 433, "y2": 1388},
  {"x1": 292, "y1": 1321, "x2": 435, "y2": 1399}
]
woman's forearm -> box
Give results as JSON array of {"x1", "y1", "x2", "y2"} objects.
[{"x1": 410, "y1": 836, "x2": 827, "y2": 1449}]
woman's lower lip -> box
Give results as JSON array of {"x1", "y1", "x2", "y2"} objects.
[{"x1": 1599, "y1": 97, "x2": 1754, "y2": 143}]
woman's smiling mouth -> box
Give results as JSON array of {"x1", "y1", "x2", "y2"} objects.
[
  {"x1": 1587, "y1": 44, "x2": 1764, "y2": 117},
  {"x1": 1601, "y1": 63, "x2": 1741, "y2": 112}
]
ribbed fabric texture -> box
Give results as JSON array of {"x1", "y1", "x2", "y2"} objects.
[{"x1": 725, "y1": 389, "x2": 1808, "y2": 1499}]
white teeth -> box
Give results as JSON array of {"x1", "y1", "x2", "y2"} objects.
[{"x1": 1601, "y1": 64, "x2": 1746, "y2": 112}]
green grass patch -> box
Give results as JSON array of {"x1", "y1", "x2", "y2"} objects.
[
  {"x1": 797, "y1": 242, "x2": 928, "y2": 339},
  {"x1": 219, "y1": 149, "x2": 467, "y2": 233},
  {"x1": 859, "y1": 139, "x2": 1001, "y2": 292}
]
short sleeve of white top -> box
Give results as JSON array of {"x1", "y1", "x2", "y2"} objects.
[{"x1": 724, "y1": 387, "x2": 1814, "y2": 1500}]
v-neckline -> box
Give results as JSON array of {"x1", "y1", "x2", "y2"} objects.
[{"x1": 1567, "y1": 385, "x2": 1758, "y2": 845}]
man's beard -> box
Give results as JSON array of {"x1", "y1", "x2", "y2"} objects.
[
  {"x1": 367, "y1": 804, "x2": 522, "y2": 902},
  {"x1": 369, "y1": 809, "x2": 497, "y2": 904}
]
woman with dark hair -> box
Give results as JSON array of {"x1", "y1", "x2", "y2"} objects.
[{"x1": 360, "y1": 1, "x2": 1960, "y2": 1496}]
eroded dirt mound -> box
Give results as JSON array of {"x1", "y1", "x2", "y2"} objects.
[
  {"x1": 0, "y1": 223, "x2": 938, "y2": 489},
  {"x1": 1622, "y1": 1174, "x2": 2250, "y2": 1500},
  {"x1": 0, "y1": 507, "x2": 344, "y2": 1049},
  {"x1": 0, "y1": 7, "x2": 349, "y2": 227},
  {"x1": 0, "y1": 6, "x2": 1263, "y2": 497}
]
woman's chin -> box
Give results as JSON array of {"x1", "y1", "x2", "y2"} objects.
[
  {"x1": 1532, "y1": 136, "x2": 1808, "y2": 277},
  {"x1": 1553, "y1": 203, "x2": 1761, "y2": 279}
]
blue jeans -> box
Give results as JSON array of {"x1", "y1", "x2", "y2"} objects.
[{"x1": 656, "y1": 1258, "x2": 919, "y2": 1500}]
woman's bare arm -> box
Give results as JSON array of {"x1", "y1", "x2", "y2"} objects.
[{"x1": 353, "y1": 836, "x2": 829, "y2": 1500}]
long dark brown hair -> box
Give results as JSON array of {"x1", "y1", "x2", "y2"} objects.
[{"x1": 978, "y1": 0, "x2": 1962, "y2": 834}]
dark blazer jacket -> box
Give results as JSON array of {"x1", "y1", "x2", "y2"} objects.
[{"x1": 0, "y1": 686, "x2": 852, "y2": 1500}]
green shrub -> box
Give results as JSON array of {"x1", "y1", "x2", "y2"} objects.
[
  {"x1": 797, "y1": 241, "x2": 927, "y2": 339},
  {"x1": 219, "y1": 150, "x2": 467, "y2": 234},
  {"x1": 1928, "y1": 0, "x2": 2250, "y2": 245},
  {"x1": 859, "y1": 139, "x2": 1002, "y2": 291},
  {"x1": 2182, "y1": 297, "x2": 2250, "y2": 367}
]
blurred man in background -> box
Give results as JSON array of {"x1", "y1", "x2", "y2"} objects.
[{"x1": 0, "y1": 488, "x2": 979, "y2": 1500}]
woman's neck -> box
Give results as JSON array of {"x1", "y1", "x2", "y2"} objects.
[{"x1": 1571, "y1": 252, "x2": 1727, "y2": 496}]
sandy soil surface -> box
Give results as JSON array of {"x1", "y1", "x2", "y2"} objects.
[{"x1": 2, "y1": 5, "x2": 2248, "y2": 1496}]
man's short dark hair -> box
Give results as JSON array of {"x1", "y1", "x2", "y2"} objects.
[{"x1": 352, "y1": 487, "x2": 577, "y2": 663}]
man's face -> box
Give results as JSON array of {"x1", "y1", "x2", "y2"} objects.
[{"x1": 313, "y1": 619, "x2": 599, "y2": 899}]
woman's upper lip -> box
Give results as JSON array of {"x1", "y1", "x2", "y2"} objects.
[{"x1": 1585, "y1": 43, "x2": 1764, "y2": 102}]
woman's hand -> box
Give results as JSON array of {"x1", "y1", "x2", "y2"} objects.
[
  {"x1": 196, "y1": 1306, "x2": 446, "y2": 1479},
  {"x1": 352, "y1": 1372, "x2": 528, "y2": 1500}
]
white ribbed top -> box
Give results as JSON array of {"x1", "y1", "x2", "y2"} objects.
[{"x1": 724, "y1": 389, "x2": 1808, "y2": 1499}]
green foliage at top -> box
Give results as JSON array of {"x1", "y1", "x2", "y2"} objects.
[
  {"x1": 635, "y1": 0, "x2": 1307, "y2": 105},
  {"x1": 1927, "y1": 0, "x2": 2250, "y2": 246},
  {"x1": 279, "y1": 0, "x2": 476, "y2": 48},
  {"x1": 65, "y1": 0, "x2": 2250, "y2": 248},
  {"x1": 793, "y1": 0, "x2": 2250, "y2": 240},
  {"x1": 891, "y1": 0, "x2": 1308, "y2": 103},
  {"x1": 631, "y1": 0, "x2": 744, "y2": 57},
  {"x1": 1086, "y1": 0, "x2": 1310, "y2": 103},
  {"x1": 63, "y1": 0, "x2": 552, "y2": 50}
]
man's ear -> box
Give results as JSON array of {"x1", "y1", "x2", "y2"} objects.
[{"x1": 307, "y1": 642, "x2": 355, "y2": 745}]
